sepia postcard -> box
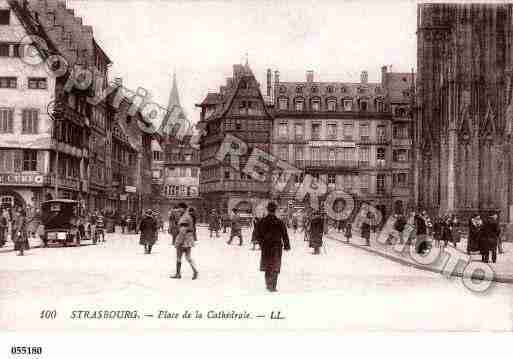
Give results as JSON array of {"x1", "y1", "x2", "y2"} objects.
[{"x1": 1, "y1": 0, "x2": 513, "y2": 355}]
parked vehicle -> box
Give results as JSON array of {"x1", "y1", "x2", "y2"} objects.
[{"x1": 41, "y1": 199, "x2": 83, "y2": 247}]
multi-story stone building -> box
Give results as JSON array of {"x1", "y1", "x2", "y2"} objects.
[
  {"x1": 0, "y1": 0, "x2": 153, "y2": 215},
  {"x1": 381, "y1": 66, "x2": 415, "y2": 215},
  {"x1": 197, "y1": 64, "x2": 273, "y2": 214},
  {"x1": 0, "y1": 0, "x2": 93, "y2": 209},
  {"x1": 270, "y1": 69, "x2": 403, "y2": 218},
  {"x1": 416, "y1": 3, "x2": 513, "y2": 221}
]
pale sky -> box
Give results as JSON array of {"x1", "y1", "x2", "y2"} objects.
[{"x1": 67, "y1": 0, "x2": 417, "y2": 124}]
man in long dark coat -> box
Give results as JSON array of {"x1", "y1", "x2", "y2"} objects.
[
  {"x1": 361, "y1": 219, "x2": 371, "y2": 246},
  {"x1": 308, "y1": 211, "x2": 324, "y2": 255},
  {"x1": 139, "y1": 209, "x2": 157, "y2": 254},
  {"x1": 255, "y1": 201, "x2": 290, "y2": 292},
  {"x1": 208, "y1": 209, "x2": 220, "y2": 238},
  {"x1": 467, "y1": 214, "x2": 483, "y2": 254},
  {"x1": 481, "y1": 213, "x2": 500, "y2": 263}
]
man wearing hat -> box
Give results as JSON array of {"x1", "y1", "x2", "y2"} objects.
[
  {"x1": 254, "y1": 201, "x2": 291, "y2": 292},
  {"x1": 139, "y1": 209, "x2": 157, "y2": 254},
  {"x1": 208, "y1": 209, "x2": 221, "y2": 238},
  {"x1": 170, "y1": 203, "x2": 199, "y2": 280}
]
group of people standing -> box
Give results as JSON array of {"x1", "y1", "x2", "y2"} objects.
[
  {"x1": 467, "y1": 212, "x2": 503, "y2": 263},
  {"x1": 207, "y1": 208, "x2": 244, "y2": 246}
]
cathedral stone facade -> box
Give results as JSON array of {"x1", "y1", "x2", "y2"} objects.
[{"x1": 416, "y1": 3, "x2": 513, "y2": 223}]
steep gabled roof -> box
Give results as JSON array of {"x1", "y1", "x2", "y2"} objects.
[{"x1": 8, "y1": 0, "x2": 60, "y2": 58}]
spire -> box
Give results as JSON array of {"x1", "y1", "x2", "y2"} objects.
[
  {"x1": 160, "y1": 71, "x2": 188, "y2": 139},
  {"x1": 167, "y1": 71, "x2": 181, "y2": 110}
]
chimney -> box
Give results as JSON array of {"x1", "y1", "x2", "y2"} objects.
[
  {"x1": 360, "y1": 70, "x2": 368, "y2": 84},
  {"x1": 274, "y1": 70, "x2": 280, "y2": 85},
  {"x1": 306, "y1": 70, "x2": 314, "y2": 83},
  {"x1": 266, "y1": 69, "x2": 272, "y2": 97},
  {"x1": 381, "y1": 66, "x2": 387, "y2": 87}
]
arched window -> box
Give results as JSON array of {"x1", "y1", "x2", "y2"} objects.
[
  {"x1": 311, "y1": 86, "x2": 318, "y2": 93},
  {"x1": 311, "y1": 97, "x2": 321, "y2": 111},
  {"x1": 279, "y1": 85, "x2": 287, "y2": 93},
  {"x1": 326, "y1": 97, "x2": 337, "y2": 112},
  {"x1": 296, "y1": 86, "x2": 303, "y2": 94},
  {"x1": 278, "y1": 97, "x2": 289, "y2": 111},
  {"x1": 294, "y1": 97, "x2": 305, "y2": 111},
  {"x1": 327, "y1": 86, "x2": 334, "y2": 93}
]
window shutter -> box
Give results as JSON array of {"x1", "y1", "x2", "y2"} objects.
[
  {"x1": 33, "y1": 110, "x2": 39, "y2": 133},
  {"x1": 22, "y1": 109, "x2": 27, "y2": 133},
  {"x1": 14, "y1": 150, "x2": 22, "y2": 172},
  {"x1": 8, "y1": 109, "x2": 13, "y2": 133}
]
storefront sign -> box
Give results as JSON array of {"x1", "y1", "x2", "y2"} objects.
[
  {"x1": 0, "y1": 174, "x2": 44, "y2": 186},
  {"x1": 125, "y1": 186, "x2": 137, "y2": 193},
  {"x1": 309, "y1": 141, "x2": 355, "y2": 148}
]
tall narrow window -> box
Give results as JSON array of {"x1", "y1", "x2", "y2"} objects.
[
  {"x1": 377, "y1": 174, "x2": 386, "y2": 193},
  {"x1": 0, "y1": 43, "x2": 9, "y2": 56},
  {"x1": 360, "y1": 123, "x2": 370, "y2": 141},
  {"x1": 311, "y1": 123, "x2": 321, "y2": 140},
  {"x1": 278, "y1": 122, "x2": 288, "y2": 138},
  {"x1": 343, "y1": 123, "x2": 353, "y2": 140},
  {"x1": 327, "y1": 99, "x2": 337, "y2": 112},
  {"x1": 377, "y1": 125, "x2": 386, "y2": 141},
  {"x1": 0, "y1": 108, "x2": 13, "y2": 133},
  {"x1": 294, "y1": 123, "x2": 304, "y2": 140},
  {"x1": 327, "y1": 123, "x2": 337, "y2": 140},
  {"x1": 311, "y1": 98, "x2": 321, "y2": 111},
  {"x1": 23, "y1": 150, "x2": 37, "y2": 171},
  {"x1": 295, "y1": 98, "x2": 304, "y2": 111},
  {"x1": 22, "y1": 109, "x2": 38, "y2": 134},
  {"x1": 278, "y1": 97, "x2": 288, "y2": 110},
  {"x1": 343, "y1": 99, "x2": 353, "y2": 111}
]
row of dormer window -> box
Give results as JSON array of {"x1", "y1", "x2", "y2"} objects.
[
  {"x1": 277, "y1": 97, "x2": 385, "y2": 112},
  {"x1": 280, "y1": 85, "x2": 383, "y2": 95}
]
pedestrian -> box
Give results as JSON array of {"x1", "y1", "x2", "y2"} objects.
[
  {"x1": 227, "y1": 208, "x2": 243, "y2": 246},
  {"x1": 308, "y1": 210, "x2": 324, "y2": 255},
  {"x1": 139, "y1": 209, "x2": 157, "y2": 254},
  {"x1": 480, "y1": 213, "x2": 500, "y2": 263},
  {"x1": 291, "y1": 215, "x2": 298, "y2": 234},
  {"x1": 254, "y1": 201, "x2": 291, "y2": 292},
  {"x1": 432, "y1": 216, "x2": 442, "y2": 247},
  {"x1": 344, "y1": 221, "x2": 352, "y2": 243},
  {"x1": 208, "y1": 209, "x2": 220, "y2": 238},
  {"x1": 337, "y1": 220, "x2": 344, "y2": 233},
  {"x1": 170, "y1": 203, "x2": 199, "y2": 280},
  {"x1": 168, "y1": 207, "x2": 180, "y2": 245},
  {"x1": 95, "y1": 211, "x2": 106, "y2": 242},
  {"x1": 414, "y1": 210, "x2": 428, "y2": 254},
  {"x1": 188, "y1": 207, "x2": 198, "y2": 242},
  {"x1": 0, "y1": 208, "x2": 7, "y2": 247},
  {"x1": 120, "y1": 214, "x2": 127, "y2": 234},
  {"x1": 251, "y1": 215, "x2": 261, "y2": 250},
  {"x1": 221, "y1": 213, "x2": 229, "y2": 233},
  {"x1": 361, "y1": 219, "x2": 371, "y2": 246},
  {"x1": 467, "y1": 214, "x2": 483, "y2": 254},
  {"x1": 12, "y1": 207, "x2": 28, "y2": 256}
]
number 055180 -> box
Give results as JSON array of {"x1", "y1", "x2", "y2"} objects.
[{"x1": 11, "y1": 346, "x2": 42, "y2": 355}]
